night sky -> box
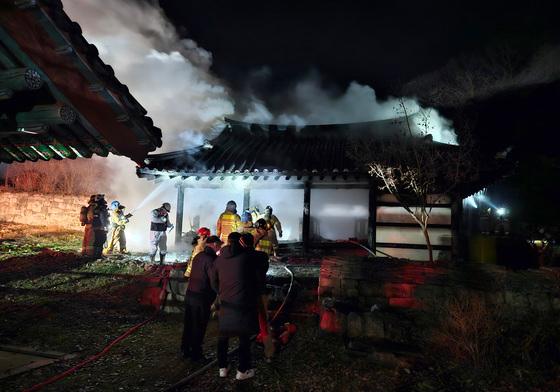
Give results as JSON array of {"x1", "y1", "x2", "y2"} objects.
[
  {"x1": 159, "y1": 0, "x2": 560, "y2": 225},
  {"x1": 160, "y1": 0, "x2": 558, "y2": 97}
]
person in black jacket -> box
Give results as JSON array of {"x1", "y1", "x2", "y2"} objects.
[
  {"x1": 181, "y1": 235, "x2": 222, "y2": 361},
  {"x1": 210, "y1": 232, "x2": 260, "y2": 380},
  {"x1": 241, "y1": 233, "x2": 274, "y2": 361}
]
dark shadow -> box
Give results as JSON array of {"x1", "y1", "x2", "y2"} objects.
[{"x1": 0, "y1": 250, "x2": 92, "y2": 285}]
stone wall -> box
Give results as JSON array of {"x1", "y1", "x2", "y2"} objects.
[
  {"x1": 319, "y1": 257, "x2": 560, "y2": 341},
  {"x1": 0, "y1": 190, "x2": 88, "y2": 231}
]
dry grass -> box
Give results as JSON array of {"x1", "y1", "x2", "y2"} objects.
[
  {"x1": 430, "y1": 295, "x2": 500, "y2": 368},
  {"x1": 0, "y1": 222, "x2": 82, "y2": 261}
]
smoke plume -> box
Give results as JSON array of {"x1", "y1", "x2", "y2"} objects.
[
  {"x1": 238, "y1": 70, "x2": 457, "y2": 144},
  {"x1": 62, "y1": 0, "x2": 457, "y2": 253},
  {"x1": 64, "y1": 0, "x2": 234, "y2": 253}
]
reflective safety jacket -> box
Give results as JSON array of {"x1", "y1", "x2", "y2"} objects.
[
  {"x1": 185, "y1": 240, "x2": 205, "y2": 277},
  {"x1": 110, "y1": 209, "x2": 128, "y2": 228},
  {"x1": 150, "y1": 208, "x2": 172, "y2": 232},
  {"x1": 251, "y1": 228, "x2": 274, "y2": 255},
  {"x1": 264, "y1": 214, "x2": 282, "y2": 247},
  {"x1": 216, "y1": 211, "x2": 241, "y2": 242}
]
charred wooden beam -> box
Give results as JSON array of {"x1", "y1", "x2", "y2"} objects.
[{"x1": 0, "y1": 68, "x2": 43, "y2": 99}]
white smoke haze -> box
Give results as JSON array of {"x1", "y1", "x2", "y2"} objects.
[
  {"x1": 64, "y1": 0, "x2": 234, "y2": 151},
  {"x1": 62, "y1": 0, "x2": 456, "y2": 254},
  {"x1": 65, "y1": 0, "x2": 234, "y2": 253},
  {"x1": 240, "y1": 72, "x2": 458, "y2": 144}
]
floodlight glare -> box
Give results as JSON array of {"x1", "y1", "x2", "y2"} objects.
[{"x1": 496, "y1": 207, "x2": 507, "y2": 216}]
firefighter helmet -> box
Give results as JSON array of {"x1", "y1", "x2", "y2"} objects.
[
  {"x1": 241, "y1": 210, "x2": 252, "y2": 223},
  {"x1": 197, "y1": 227, "x2": 211, "y2": 237},
  {"x1": 162, "y1": 202, "x2": 171, "y2": 212},
  {"x1": 110, "y1": 201, "x2": 121, "y2": 210}
]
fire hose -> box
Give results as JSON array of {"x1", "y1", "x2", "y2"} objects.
[
  {"x1": 343, "y1": 240, "x2": 397, "y2": 260},
  {"x1": 165, "y1": 264, "x2": 296, "y2": 392},
  {"x1": 22, "y1": 268, "x2": 171, "y2": 392}
]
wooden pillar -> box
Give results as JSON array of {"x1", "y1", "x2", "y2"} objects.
[
  {"x1": 451, "y1": 198, "x2": 463, "y2": 262},
  {"x1": 175, "y1": 185, "x2": 185, "y2": 245},
  {"x1": 302, "y1": 181, "x2": 311, "y2": 252},
  {"x1": 367, "y1": 181, "x2": 377, "y2": 252},
  {"x1": 243, "y1": 187, "x2": 250, "y2": 212}
]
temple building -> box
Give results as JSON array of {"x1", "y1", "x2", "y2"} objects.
[{"x1": 138, "y1": 118, "x2": 465, "y2": 261}]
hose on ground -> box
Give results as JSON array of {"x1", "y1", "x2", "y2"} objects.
[
  {"x1": 22, "y1": 269, "x2": 170, "y2": 392},
  {"x1": 165, "y1": 264, "x2": 296, "y2": 391}
]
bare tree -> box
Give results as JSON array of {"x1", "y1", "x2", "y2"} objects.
[{"x1": 352, "y1": 99, "x2": 478, "y2": 262}]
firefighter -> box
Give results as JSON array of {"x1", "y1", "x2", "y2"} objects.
[
  {"x1": 254, "y1": 218, "x2": 274, "y2": 256},
  {"x1": 104, "y1": 201, "x2": 132, "y2": 255},
  {"x1": 81, "y1": 195, "x2": 96, "y2": 256},
  {"x1": 185, "y1": 227, "x2": 211, "y2": 278},
  {"x1": 263, "y1": 206, "x2": 283, "y2": 256},
  {"x1": 240, "y1": 209, "x2": 254, "y2": 233},
  {"x1": 181, "y1": 235, "x2": 222, "y2": 362},
  {"x1": 149, "y1": 202, "x2": 173, "y2": 264},
  {"x1": 81, "y1": 194, "x2": 109, "y2": 258},
  {"x1": 216, "y1": 200, "x2": 241, "y2": 243}
]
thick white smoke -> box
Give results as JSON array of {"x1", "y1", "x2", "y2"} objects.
[
  {"x1": 63, "y1": 0, "x2": 456, "y2": 255},
  {"x1": 240, "y1": 71, "x2": 458, "y2": 144},
  {"x1": 65, "y1": 0, "x2": 234, "y2": 254}
]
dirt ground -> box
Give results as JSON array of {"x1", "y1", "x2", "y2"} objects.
[
  {"x1": 1, "y1": 222, "x2": 559, "y2": 392},
  {"x1": 0, "y1": 223, "x2": 403, "y2": 391}
]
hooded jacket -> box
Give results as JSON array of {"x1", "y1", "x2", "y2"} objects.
[
  {"x1": 210, "y1": 245, "x2": 259, "y2": 336},
  {"x1": 187, "y1": 246, "x2": 217, "y2": 303}
]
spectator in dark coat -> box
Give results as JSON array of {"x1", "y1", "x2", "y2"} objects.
[
  {"x1": 210, "y1": 232, "x2": 260, "y2": 380},
  {"x1": 181, "y1": 235, "x2": 222, "y2": 361},
  {"x1": 241, "y1": 233, "x2": 274, "y2": 360}
]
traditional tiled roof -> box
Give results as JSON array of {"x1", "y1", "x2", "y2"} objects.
[
  {"x1": 138, "y1": 118, "x2": 423, "y2": 180},
  {"x1": 0, "y1": 0, "x2": 162, "y2": 163}
]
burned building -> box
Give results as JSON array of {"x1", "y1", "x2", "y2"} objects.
[{"x1": 138, "y1": 118, "x2": 462, "y2": 262}]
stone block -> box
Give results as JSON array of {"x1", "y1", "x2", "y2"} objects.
[
  {"x1": 318, "y1": 285, "x2": 335, "y2": 297},
  {"x1": 366, "y1": 297, "x2": 389, "y2": 309},
  {"x1": 504, "y1": 291, "x2": 529, "y2": 308},
  {"x1": 384, "y1": 283, "x2": 416, "y2": 298},
  {"x1": 345, "y1": 288, "x2": 359, "y2": 298},
  {"x1": 358, "y1": 281, "x2": 384, "y2": 297},
  {"x1": 347, "y1": 312, "x2": 363, "y2": 338},
  {"x1": 363, "y1": 313, "x2": 385, "y2": 339},
  {"x1": 528, "y1": 293, "x2": 551, "y2": 312},
  {"x1": 320, "y1": 276, "x2": 341, "y2": 288},
  {"x1": 341, "y1": 278, "x2": 359, "y2": 292}
]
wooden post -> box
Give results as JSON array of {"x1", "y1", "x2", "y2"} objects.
[
  {"x1": 243, "y1": 187, "x2": 250, "y2": 212},
  {"x1": 451, "y1": 198, "x2": 463, "y2": 262},
  {"x1": 302, "y1": 181, "x2": 311, "y2": 253},
  {"x1": 367, "y1": 181, "x2": 376, "y2": 252},
  {"x1": 175, "y1": 185, "x2": 185, "y2": 245}
]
